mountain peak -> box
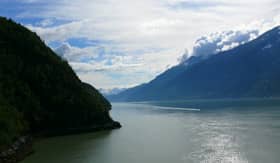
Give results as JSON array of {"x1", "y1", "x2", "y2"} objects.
[{"x1": 110, "y1": 26, "x2": 280, "y2": 101}]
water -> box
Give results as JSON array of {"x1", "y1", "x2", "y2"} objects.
[{"x1": 22, "y1": 100, "x2": 280, "y2": 163}]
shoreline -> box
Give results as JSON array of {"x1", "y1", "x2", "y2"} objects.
[
  {"x1": 0, "y1": 121, "x2": 121, "y2": 163},
  {"x1": 0, "y1": 136, "x2": 33, "y2": 163},
  {"x1": 39, "y1": 121, "x2": 122, "y2": 137}
]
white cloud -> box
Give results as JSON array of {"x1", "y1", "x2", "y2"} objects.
[
  {"x1": 180, "y1": 29, "x2": 259, "y2": 60},
  {"x1": 19, "y1": 0, "x2": 280, "y2": 88},
  {"x1": 55, "y1": 42, "x2": 101, "y2": 62},
  {"x1": 26, "y1": 21, "x2": 84, "y2": 42},
  {"x1": 54, "y1": 42, "x2": 180, "y2": 89},
  {"x1": 36, "y1": 18, "x2": 54, "y2": 27}
]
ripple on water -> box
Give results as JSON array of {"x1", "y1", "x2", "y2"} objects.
[{"x1": 184, "y1": 115, "x2": 249, "y2": 163}]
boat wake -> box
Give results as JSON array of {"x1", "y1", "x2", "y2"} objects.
[{"x1": 151, "y1": 105, "x2": 200, "y2": 112}]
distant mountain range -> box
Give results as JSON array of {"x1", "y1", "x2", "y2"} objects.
[
  {"x1": 99, "y1": 88, "x2": 127, "y2": 96},
  {"x1": 109, "y1": 26, "x2": 280, "y2": 101}
]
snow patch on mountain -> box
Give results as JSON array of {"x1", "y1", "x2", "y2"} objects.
[{"x1": 262, "y1": 44, "x2": 272, "y2": 50}]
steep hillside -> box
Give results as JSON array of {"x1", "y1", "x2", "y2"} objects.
[{"x1": 0, "y1": 17, "x2": 120, "y2": 147}]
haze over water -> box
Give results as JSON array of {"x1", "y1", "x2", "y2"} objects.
[{"x1": 23, "y1": 100, "x2": 280, "y2": 163}]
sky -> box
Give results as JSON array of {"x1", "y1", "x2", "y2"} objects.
[{"x1": 0, "y1": 0, "x2": 280, "y2": 90}]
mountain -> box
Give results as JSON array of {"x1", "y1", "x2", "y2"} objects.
[
  {"x1": 99, "y1": 88, "x2": 127, "y2": 96},
  {"x1": 109, "y1": 26, "x2": 280, "y2": 101},
  {"x1": 0, "y1": 17, "x2": 120, "y2": 148}
]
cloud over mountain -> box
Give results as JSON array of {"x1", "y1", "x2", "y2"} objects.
[
  {"x1": 53, "y1": 42, "x2": 174, "y2": 89},
  {"x1": 4, "y1": 0, "x2": 279, "y2": 89},
  {"x1": 55, "y1": 42, "x2": 100, "y2": 62},
  {"x1": 180, "y1": 29, "x2": 259, "y2": 62}
]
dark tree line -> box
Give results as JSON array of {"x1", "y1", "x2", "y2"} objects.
[{"x1": 0, "y1": 17, "x2": 113, "y2": 147}]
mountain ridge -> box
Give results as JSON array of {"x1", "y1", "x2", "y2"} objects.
[{"x1": 109, "y1": 26, "x2": 280, "y2": 101}]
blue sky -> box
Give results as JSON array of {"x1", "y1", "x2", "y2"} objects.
[{"x1": 1, "y1": 0, "x2": 279, "y2": 89}]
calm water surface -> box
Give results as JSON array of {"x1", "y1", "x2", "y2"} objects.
[{"x1": 22, "y1": 101, "x2": 280, "y2": 163}]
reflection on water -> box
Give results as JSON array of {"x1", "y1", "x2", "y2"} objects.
[
  {"x1": 188, "y1": 116, "x2": 248, "y2": 163},
  {"x1": 23, "y1": 101, "x2": 280, "y2": 163}
]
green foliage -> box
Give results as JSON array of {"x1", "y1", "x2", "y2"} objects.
[{"x1": 0, "y1": 17, "x2": 112, "y2": 145}]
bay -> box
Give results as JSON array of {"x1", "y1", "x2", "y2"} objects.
[{"x1": 22, "y1": 100, "x2": 280, "y2": 163}]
